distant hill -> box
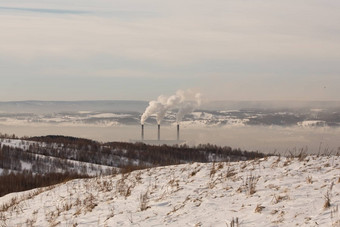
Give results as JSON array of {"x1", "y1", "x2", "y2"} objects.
[
  {"x1": 0, "y1": 100, "x2": 148, "y2": 113},
  {"x1": 1, "y1": 100, "x2": 340, "y2": 114},
  {"x1": 201, "y1": 100, "x2": 340, "y2": 111},
  {"x1": 1, "y1": 100, "x2": 340, "y2": 127}
]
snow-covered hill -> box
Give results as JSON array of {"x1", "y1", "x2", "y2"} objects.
[
  {"x1": 0, "y1": 138, "x2": 117, "y2": 176},
  {"x1": 1, "y1": 107, "x2": 340, "y2": 128},
  {"x1": 1, "y1": 156, "x2": 339, "y2": 226}
]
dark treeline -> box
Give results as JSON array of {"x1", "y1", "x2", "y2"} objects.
[
  {"x1": 26, "y1": 136, "x2": 266, "y2": 167},
  {"x1": 0, "y1": 171, "x2": 89, "y2": 197},
  {"x1": 105, "y1": 142, "x2": 266, "y2": 166},
  {"x1": 28, "y1": 135, "x2": 99, "y2": 147},
  {"x1": 0, "y1": 133, "x2": 19, "y2": 139}
]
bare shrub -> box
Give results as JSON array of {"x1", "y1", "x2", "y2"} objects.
[
  {"x1": 105, "y1": 207, "x2": 115, "y2": 221},
  {"x1": 283, "y1": 160, "x2": 291, "y2": 166},
  {"x1": 306, "y1": 176, "x2": 313, "y2": 184},
  {"x1": 26, "y1": 217, "x2": 36, "y2": 227},
  {"x1": 84, "y1": 193, "x2": 97, "y2": 212},
  {"x1": 255, "y1": 204, "x2": 265, "y2": 213},
  {"x1": 100, "y1": 180, "x2": 113, "y2": 192},
  {"x1": 298, "y1": 148, "x2": 307, "y2": 161},
  {"x1": 229, "y1": 217, "x2": 240, "y2": 227},
  {"x1": 139, "y1": 191, "x2": 150, "y2": 211},
  {"x1": 125, "y1": 186, "x2": 132, "y2": 198},
  {"x1": 46, "y1": 209, "x2": 60, "y2": 227},
  {"x1": 189, "y1": 165, "x2": 201, "y2": 178},
  {"x1": 210, "y1": 162, "x2": 216, "y2": 177},
  {"x1": 116, "y1": 174, "x2": 131, "y2": 197},
  {"x1": 190, "y1": 171, "x2": 197, "y2": 177},
  {"x1": 226, "y1": 167, "x2": 236, "y2": 178},
  {"x1": 267, "y1": 184, "x2": 280, "y2": 191},
  {"x1": 272, "y1": 194, "x2": 289, "y2": 204},
  {"x1": 275, "y1": 155, "x2": 281, "y2": 163},
  {"x1": 331, "y1": 205, "x2": 339, "y2": 226},
  {"x1": 324, "y1": 190, "x2": 331, "y2": 209},
  {"x1": 0, "y1": 212, "x2": 7, "y2": 227},
  {"x1": 135, "y1": 171, "x2": 143, "y2": 184},
  {"x1": 240, "y1": 163, "x2": 247, "y2": 169},
  {"x1": 236, "y1": 174, "x2": 259, "y2": 195},
  {"x1": 246, "y1": 174, "x2": 258, "y2": 195},
  {"x1": 63, "y1": 202, "x2": 72, "y2": 212}
]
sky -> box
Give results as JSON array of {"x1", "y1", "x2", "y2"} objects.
[{"x1": 0, "y1": 0, "x2": 340, "y2": 101}]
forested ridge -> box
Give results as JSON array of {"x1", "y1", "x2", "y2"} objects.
[{"x1": 0, "y1": 135, "x2": 267, "y2": 196}]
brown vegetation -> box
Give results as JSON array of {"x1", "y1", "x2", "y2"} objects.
[{"x1": 0, "y1": 171, "x2": 89, "y2": 197}]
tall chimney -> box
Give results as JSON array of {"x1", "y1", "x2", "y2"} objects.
[
  {"x1": 177, "y1": 124, "x2": 180, "y2": 141},
  {"x1": 158, "y1": 124, "x2": 160, "y2": 141},
  {"x1": 141, "y1": 124, "x2": 144, "y2": 141}
]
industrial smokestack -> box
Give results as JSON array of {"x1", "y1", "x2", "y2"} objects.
[
  {"x1": 141, "y1": 124, "x2": 144, "y2": 141},
  {"x1": 158, "y1": 124, "x2": 160, "y2": 141},
  {"x1": 177, "y1": 124, "x2": 180, "y2": 141}
]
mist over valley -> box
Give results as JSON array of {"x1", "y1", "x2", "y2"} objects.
[{"x1": 1, "y1": 100, "x2": 339, "y2": 154}]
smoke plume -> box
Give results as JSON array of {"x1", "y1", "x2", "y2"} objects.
[
  {"x1": 176, "y1": 93, "x2": 201, "y2": 123},
  {"x1": 141, "y1": 90, "x2": 201, "y2": 124}
]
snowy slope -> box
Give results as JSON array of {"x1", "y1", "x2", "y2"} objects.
[
  {"x1": 0, "y1": 138, "x2": 36, "y2": 150},
  {"x1": 0, "y1": 156, "x2": 339, "y2": 226},
  {"x1": 0, "y1": 139, "x2": 117, "y2": 176}
]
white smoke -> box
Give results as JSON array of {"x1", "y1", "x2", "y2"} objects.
[
  {"x1": 140, "y1": 90, "x2": 201, "y2": 125},
  {"x1": 140, "y1": 98, "x2": 165, "y2": 125},
  {"x1": 176, "y1": 93, "x2": 201, "y2": 123}
]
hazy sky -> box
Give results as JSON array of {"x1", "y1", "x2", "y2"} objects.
[{"x1": 1, "y1": 0, "x2": 340, "y2": 101}]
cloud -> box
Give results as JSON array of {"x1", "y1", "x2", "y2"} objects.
[
  {"x1": 0, "y1": 6, "x2": 90, "y2": 15},
  {"x1": 0, "y1": 0, "x2": 340, "y2": 101}
]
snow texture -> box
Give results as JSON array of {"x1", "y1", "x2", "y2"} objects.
[{"x1": 0, "y1": 156, "x2": 339, "y2": 226}]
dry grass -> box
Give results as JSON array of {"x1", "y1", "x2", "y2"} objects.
[
  {"x1": 236, "y1": 174, "x2": 259, "y2": 195},
  {"x1": 140, "y1": 191, "x2": 150, "y2": 211},
  {"x1": 190, "y1": 169, "x2": 199, "y2": 177},
  {"x1": 84, "y1": 193, "x2": 97, "y2": 213},
  {"x1": 105, "y1": 207, "x2": 115, "y2": 221},
  {"x1": 267, "y1": 184, "x2": 280, "y2": 191},
  {"x1": 246, "y1": 174, "x2": 258, "y2": 195},
  {"x1": 306, "y1": 176, "x2": 313, "y2": 184},
  {"x1": 298, "y1": 150, "x2": 307, "y2": 161},
  {"x1": 229, "y1": 217, "x2": 240, "y2": 227},
  {"x1": 0, "y1": 186, "x2": 52, "y2": 220},
  {"x1": 226, "y1": 167, "x2": 237, "y2": 178},
  {"x1": 324, "y1": 190, "x2": 331, "y2": 209},
  {"x1": 210, "y1": 162, "x2": 217, "y2": 177},
  {"x1": 255, "y1": 204, "x2": 265, "y2": 213},
  {"x1": 331, "y1": 205, "x2": 339, "y2": 227},
  {"x1": 272, "y1": 194, "x2": 289, "y2": 204},
  {"x1": 116, "y1": 173, "x2": 134, "y2": 198}
]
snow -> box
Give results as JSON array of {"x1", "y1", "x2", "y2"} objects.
[
  {"x1": 0, "y1": 139, "x2": 117, "y2": 176},
  {"x1": 90, "y1": 113, "x2": 132, "y2": 118},
  {"x1": 298, "y1": 120, "x2": 327, "y2": 127},
  {"x1": 78, "y1": 111, "x2": 92, "y2": 114},
  {"x1": 1, "y1": 156, "x2": 339, "y2": 226},
  {"x1": 20, "y1": 161, "x2": 32, "y2": 170},
  {"x1": 0, "y1": 138, "x2": 36, "y2": 150}
]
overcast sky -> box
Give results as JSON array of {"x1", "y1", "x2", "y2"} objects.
[{"x1": 1, "y1": 0, "x2": 340, "y2": 101}]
